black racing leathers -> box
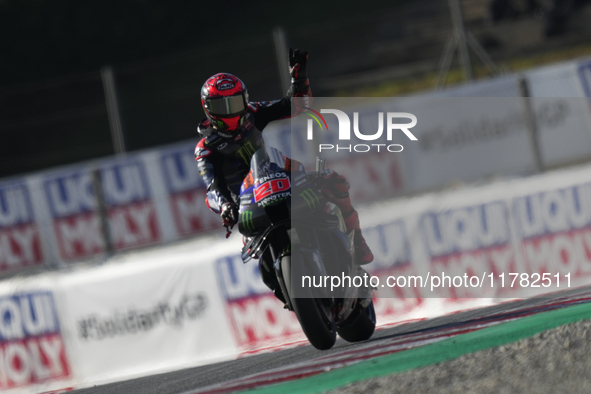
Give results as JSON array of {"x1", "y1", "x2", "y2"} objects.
[{"x1": 195, "y1": 91, "x2": 311, "y2": 214}]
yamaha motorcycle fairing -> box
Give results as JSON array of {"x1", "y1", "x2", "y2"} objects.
[{"x1": 238, "y1": 146, "x2": 375, "y2": 350}]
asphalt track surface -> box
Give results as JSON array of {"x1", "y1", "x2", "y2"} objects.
[{"x1": 70, "y1": 286, "x2": 591, "y2": 394}]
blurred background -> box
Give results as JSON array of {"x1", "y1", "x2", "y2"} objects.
[
  {"x1": 3, "y1": 2, "x2": 591, "y2": 391},
  {"x1": 2, "y1": 0, "x2": 591, "y2": 275},
  {"x1": 2, "y1": 0, "x2": 591, "y2": 179}
]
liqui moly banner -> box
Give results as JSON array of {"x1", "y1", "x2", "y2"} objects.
[
  {"x1": 0, "y1": 181, "x2": 44, "y2": 272},
  {"x1": 215, "y1": 254, "x2": 304, "y2": 352},
  {"x1": 363, "y1": 220, "x2": 426, "y2": 317},
  {"x1": 362, "y1": 162, "x2": 591, "y2": 299},
  {"x1": 0, "y1": 291, "x2": 71, "y2": 390},
  {"x1": 419, "y1": 202, "x2": 518, "y2": 298},
  {"x1": 512, "y1": 184, "x2": 591, "y2": 284},
  {"x1": 159, "y1": 144, "x2": 218, "y2": 236},
  {"x1": 43, "y1": 158, "x2": 161, "y2": 261}
]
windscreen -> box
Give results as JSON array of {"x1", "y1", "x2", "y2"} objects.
[
  {"x1": 250, "y1": 147, "x2": 289, "y2": 205},
  {"x1": 250, "y1": 147, "x2": 287, "y2": 183}
]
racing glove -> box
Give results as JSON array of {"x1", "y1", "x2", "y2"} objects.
[
  {"x1": 289, "y1": 48, "x2": 309, "y2": 94},
  {"x1": 220, "y1": 202, "x2": 238, "y2": 229},
  {"x1": 320, "y1": 170, "x2": 352, "y2": 215}
]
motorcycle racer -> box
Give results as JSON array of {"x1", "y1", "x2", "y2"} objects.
[{"x1": 194, "y1": 49, "x2": 374, "y2": 299}]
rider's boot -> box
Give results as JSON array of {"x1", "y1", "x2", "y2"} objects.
[{"x1": 342, "y1": 209, "x2": 374, "y2": 265}]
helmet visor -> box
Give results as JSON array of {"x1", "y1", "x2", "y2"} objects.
[{"x1": 205, "y1": 95, "x2": 246, "y2": 117}]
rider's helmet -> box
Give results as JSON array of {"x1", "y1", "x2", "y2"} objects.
[{"x1": 201, "y1": 73, "x2": 249, "y2": 136}]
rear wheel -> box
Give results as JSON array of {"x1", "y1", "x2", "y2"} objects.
[
  {"x1": 337, "y1": 301, "x2": 376, "y2": 343},
  {"x1": 281, "y1": 254, "x2": 336, "y2": 350}
]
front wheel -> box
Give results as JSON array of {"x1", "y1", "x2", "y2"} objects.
[{"x1": 281, "y1": 254, "x2": 336, "y2": 350}]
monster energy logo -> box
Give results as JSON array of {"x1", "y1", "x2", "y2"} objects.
[
  {"x1": 241, "y1": 210, "x2": 255, "y2": 232},
  {"x1": 237, "y1": 141, "x2": 257, "y2": 165},
  {"x1": 300, "y1": 188, "x2": 320, "y2": 209}
]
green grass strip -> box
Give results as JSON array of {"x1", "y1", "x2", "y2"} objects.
[{"x1": 242, "y1": 301, "x2": 591, "y2": 394}]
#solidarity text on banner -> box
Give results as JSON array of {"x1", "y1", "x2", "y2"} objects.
[{"x1": 57, "y1": 253, "x2": 235, "y2": 383}]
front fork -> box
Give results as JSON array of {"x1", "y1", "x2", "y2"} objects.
[
  {"x1": 274, "y1": 227, "x2": 334, "y2": 319},
  {"x1": 273, "y1": 252, "x2": 293, "y2": 311},
  {"x1": 269, "y1": 228, "x2": 294, "y2": 311}
]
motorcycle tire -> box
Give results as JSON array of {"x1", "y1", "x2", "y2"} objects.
[
  {"x1": 337, "y1": 301, "x2": 376, "y2": 343},
  {"x1": 281, "y1": 254, "x2": 337, "y2": 350}
]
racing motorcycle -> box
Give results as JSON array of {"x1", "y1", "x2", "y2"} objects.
[{"x1": 238, "y1": 146, "x2": 376, "y2": 350}]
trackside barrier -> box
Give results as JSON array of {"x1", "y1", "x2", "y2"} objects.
[
  {"x1": 0, "y1": 180, "x2": 44, "y2": 272},
  {"x1": 4, "y1": 158, "x2": 591, "y2": 392},
  {"x1": 0, "y1": 235, "x2": 241, "y2": 393},
  {"x1": 0, "y1": 289, "x2": 71, "y2": 392},
  {"x1": 2, "y1": 56, "x2": 591, "y2": 391},
  {"x1": 215, "y1": 159, "x2": 591, "y2": 353},
  {"x1": 359, "y1": 159, "x2": 591, "y2": 302},
  {"x1": 0, "y1": 58, "x2": 590, "y2": 273}
]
